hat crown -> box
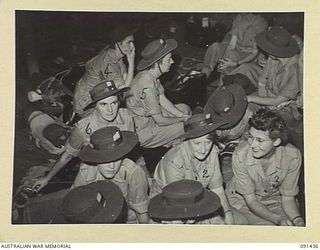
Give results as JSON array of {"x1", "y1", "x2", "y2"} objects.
[
  {"x1": 62, "y1": 181, "x2": 123, "y2": 223},
  {"x1": 266, "y1": 26, "x2": 291, "y2": 48},
  {"x1": 43, "y1": 124, "x2": 69, "y2": 147},
  {"x1": 210, "y1": 87, "x2": 235, "y2": 115},
  {"x1": 90, "y1": 127, "x2": 123, "y2": 151},
  {"x1": 141, "y1": 39, "x2": 168, "y2": 60},
  {"x1": 223, "y1": 74, "x2": 249, "y2": 88},
  {"x1": 89, "y1": 80, "x2": 117, "y2": 101},
  {"x1": 184, "y1": 113, "x2": 213, "y2": 132},
  {"x1": 163, "y1": 180, "x2": 204, "y2": 206}
]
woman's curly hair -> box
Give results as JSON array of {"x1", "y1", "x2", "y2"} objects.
[{"x1": 249, "y1": 108, "x2": 289, "y2": 145}]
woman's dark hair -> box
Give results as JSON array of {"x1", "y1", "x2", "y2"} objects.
[{"x1": 248, "y1": 108, "x2": 289, "y2": 145}]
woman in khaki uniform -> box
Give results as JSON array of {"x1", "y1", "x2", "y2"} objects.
[
  {"x1": 150, "y1": 114, "x2": 244, "y2": 225},
  {"x1": 73, "y1": 126, "x2": 149, "y2": 224},
  {"x1": 32, "y1": 80, "x2": 133, "y2": 192},
  {"x1": 126, "y1": 38, "x2": 191, "y2": 148}
]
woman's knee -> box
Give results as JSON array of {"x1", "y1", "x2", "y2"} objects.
[{"x1": 175, "y1": 103, "x2": 192, "y2": 115}]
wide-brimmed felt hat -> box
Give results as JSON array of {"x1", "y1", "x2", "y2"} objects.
[
  {"x1": 205, "y1": 84, "x2": 247, "y2": 130},
  {"x1": 79, "y1": 126, "x2": 138, "y2": 164},
  {"x1": 109, "y1": 24, "x2": 140, "y2": 44},
  {"x1": 177, "y1": 113, "x2": 226, "y2": 140},
  {"x1": 255, "y1": 26, "x2": 299, "y2": 58},
  {"x1": 84, "y1": 80, "x2": 129, "y2": 111},
  {"x1": 61, "y1": 181, "x2": 126, "y2": 223},
  {"x1": 137, "y1": 38, "x2": 178, "y2": 71},
  {"x1": 43, "y1": 123, "x2": 70, "y2": 147},
  {"x1": 222, "y1": 73, "x2": 256, "y2": 95},
  {"x1": 149, "y1": 180, "x2": 221, "y2": 221}
]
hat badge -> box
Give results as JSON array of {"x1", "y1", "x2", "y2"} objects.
[
  {"x1": 223, "y1": 106, "x2": 230, "y2": 113},
  {"x1": 113, "y1": 131, "x2": 120, "y2": 142}
]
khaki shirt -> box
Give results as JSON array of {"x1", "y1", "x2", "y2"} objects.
[
  {"x1": 230, "y1": 14, "x2": 267, "y2": 53},
  {"x1": 151, "y1": 141, "x2": 223, "y2": 197},
  {"x1": 65, "y1": 108, "x2": 135, "y2": 157},
  {"x1": 258, "y1": 56, "x2": 300, "y2": 100},
  {"x1": 73, "y1": 47, "x2": 126, "y2": 114},
  {"x1": 28, "y1": 111, "x2": 66, "y2": 155},
  {"x1": 73, "y1": 158, "x2": 149, "y2": 215},
  {"x1": 227, "y1": 141, "x2": 302, "y2": 209},
  {"x1": 126, "y1": 71, "x2": 165, "y2": 145}
]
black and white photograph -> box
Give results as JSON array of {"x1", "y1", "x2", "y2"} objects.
[
  {"x1": 1, "y1": 0, "x2": 319, "y2": 243},
  {"x1": 12, "y1": 10, "x2": 306, "y2": 226}
]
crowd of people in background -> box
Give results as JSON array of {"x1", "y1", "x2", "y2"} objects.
[{"x1": 17, "y1": 12, "x2": 304, "y2": 226}]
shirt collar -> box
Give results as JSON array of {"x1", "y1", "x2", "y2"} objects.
[
  {"x1": 93, "y1": 109, "x2": 125, "y2": 126},
  {"x1": 246, "y1": 142, "x2": 283, "y2": 175}
]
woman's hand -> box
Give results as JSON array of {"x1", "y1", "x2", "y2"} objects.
[
  {"x1": 32, "y1": 176, "x2": 50, "y2": 192},
  {"x1": 218, "y1": 58, "x2": 237, "y2": 71},
  {"x1": 126, "y1": 44, "x2": 135, "y2": 65}
]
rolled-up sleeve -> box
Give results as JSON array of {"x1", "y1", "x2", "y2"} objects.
[
  {"x1": 279, "y1": 149, "x2": 301, "y2": 197},
  {"x1": 65, "y1": 127, "x2": 85, "y2": 157},
  {"x1": 140, "y1": 87, "x2": 162, "y2": 117},
  {"x1": 278, "y1": 63, "x2": 300, "y2": 100},
  {"x1": 128, "y1": 166, "x2": 149, "y2": 214},
  {"x1": 232, "y1": 152, "x2": 255, "y2": 195}
]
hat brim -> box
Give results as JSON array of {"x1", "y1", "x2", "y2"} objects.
[
  {"x1": 205, "y1": 84, "x2": 247, "y2": 130},
  {"x1": 177, "y1": 121, "x2": 227, "y2": 140},
  {"x1": 149, "y1": 189, "x2": 221, "y2": 221},
  {"x1": 83, "y1": 87, "x2": 130, "y2": 111},
  {"x1": 137, "y1": 39, "x2": 177, "y2": 71},
  {"x1": 255, "y1": 31, "x2": 300, "y2": 58},
  {"x1": 62, "y1": 181, "x2": 126, "y2": 224},
  {"x1": 79, "y1": 131, "x2": 138, "y2": 163}
]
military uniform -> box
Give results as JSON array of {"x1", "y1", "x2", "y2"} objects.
[
  {"x1": 28, "y1": 111, "x2": 66, "y2": 155},
  {"x1": 126, "y1": 71, "x2": 189, "y2": 148},
  {"x1": 226, "y1": 140, "x2": 302, "y2": 225},
  {"x1": 203, "y1": 14, "x2": 267, "y2": 73},
  {"x1": 65, "y1": 108, "x2": 134, "y2": 157},
  {"x1": 151, "y1": 141, "x2": 223, "y2": 197},
  {"x1": 257, "y1": 55, "x2": 301, "y2": 121},
  {"x1": 72, "y1": 158, "x2": 149, "y2": 223},
  {"x1": 73, "y1": 47, "x2": 127, "y2": 115}
]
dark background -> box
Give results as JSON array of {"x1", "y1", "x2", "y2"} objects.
[{"x1": 13, "y1": 11, "x2": 305, "y2": 223}]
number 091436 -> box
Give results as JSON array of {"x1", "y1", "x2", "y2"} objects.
[{"x1": 300, "y1": 244, "x2": 319, "y2": 248}]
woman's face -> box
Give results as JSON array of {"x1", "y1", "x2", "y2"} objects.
[
  {"x1": 96, "y1": 95, "x2": 119, "y2": 122},
  {"x1": 98, "y1": 159, "x2": 122, "y2": 179},
  {"x1": 117, "y1": 35, "x2": 135, "y2": 55},
  {"x1": 188, "y1": 134, "x2": 213, "y2": 161},
  {"x1": 247, "y1": 127, "x2": 279, "y2": 159},
  {"x1": 158, "y1": 53, "x2": 174, "y2": 73}
]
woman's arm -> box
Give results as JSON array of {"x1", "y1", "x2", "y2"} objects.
[
  {"x1": 282, "y1": 195, "x2": 305, "y2": 226},
  {"x1": 247, "y1": 95, "x2": 289, "y2": 107},
  {"x1": 159, "y1": 94, "x2": 185, "y2": 117},
  {"x1": 32, "y1": 151, "x2": 74, "y2": 192},
  {"x1": 244, "y1": 193, "x2": 293, "y2": 226},
  {"x1": 211, "y1": 186, "x2": 235, "y2": 225}
]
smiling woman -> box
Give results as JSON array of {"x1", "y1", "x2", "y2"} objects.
[{"x1": 149, "y1": 113, "x2": 247, "y2": 225}]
